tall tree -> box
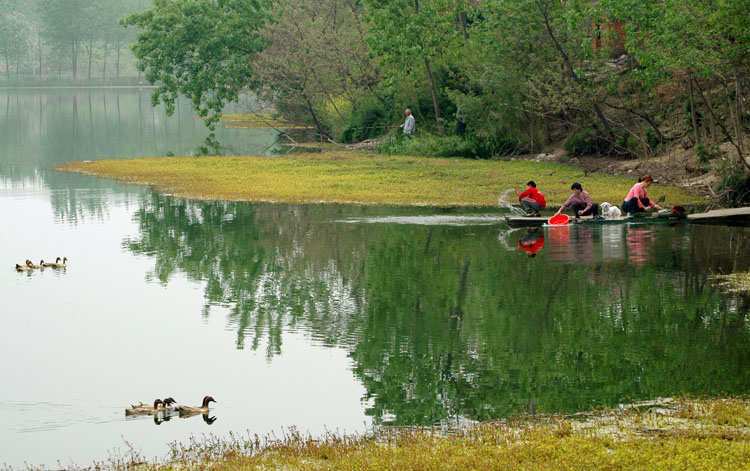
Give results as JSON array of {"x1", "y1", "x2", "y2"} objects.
[
  {"x1": 123, "y1": 0, "x2": 269, "y2": 153},
  {"x1": 253, "y1": 0, "x2": 379, "y2": 137},
  {"x1": 0, "y1": 12, "x2": 28, "y2": 80},
  {"x1": 603, "y1": 0, "x2": 750, "y2": 171},
  {"x1": 37, "y1": 0, "x2": 91, "y2": 79},
  {"x1": 365, "y1": 0, "x2": 463, "y2": 134}
]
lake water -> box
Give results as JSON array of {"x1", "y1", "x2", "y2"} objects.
[{"x1": 1, "y1": 88, "x2": 749, "y2": 469}]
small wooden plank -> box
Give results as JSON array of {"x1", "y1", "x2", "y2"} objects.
[{"x1": 687, "y1": 207, "x2": 750, "y2": 225}]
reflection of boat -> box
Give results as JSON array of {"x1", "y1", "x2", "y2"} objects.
[
  {"x1": 505, "y1": 207, "x2": 750, "y2": 228},
  {"x1": 506, "y1": 214, "x2": 679, "y2": 228}
]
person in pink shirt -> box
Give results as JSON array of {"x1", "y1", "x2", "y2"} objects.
[
  {"x1": 622, "y1": 175, "x2": 664, "y2": 214},
  {"x1": 554, "y1": 182, "x2": 599, "y2": 219}
]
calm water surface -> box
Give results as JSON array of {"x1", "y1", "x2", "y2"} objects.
[{"x1": 1, "y1": 89, "x2": 749, "y2": 469}]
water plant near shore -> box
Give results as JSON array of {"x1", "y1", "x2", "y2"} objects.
[
  {"x1": 26, "y1": 397, "x2": 746, "y2": 471},
  {"x1": 218, "y1": 113, "x2": 307, "y2": 129},
  {"x1": 57, "y1": 151, "x2": 703, "y2": 208}
]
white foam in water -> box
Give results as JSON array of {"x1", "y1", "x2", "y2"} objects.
[{"x1": 498, "y1": 189, "x2": 526, "y2": 215}]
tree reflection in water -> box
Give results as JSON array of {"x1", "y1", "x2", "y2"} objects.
[{"x1": 126, "y1": 192, "x2": 750, "y2": 425}]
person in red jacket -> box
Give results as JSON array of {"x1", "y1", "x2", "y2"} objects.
[{"x1": 515, "y1": 180, "x2": 547, "y2": 216}]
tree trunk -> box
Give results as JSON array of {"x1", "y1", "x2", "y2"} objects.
[
  {"x1": 688, "y1": 74, "x2": 700, "y2": 146},
  {"x1": 87, "y1": 40, "x2": 93, "y2": 80},
  {"x1": 116, "y1": 43, "x2": 121, "y2": 79},
  {"x1": 103, "y1": 34, "x2": 109, "y2": 79},
  {"x1": 734, "y1": 75, "x2": 745, "y2": 151},
  {"x1": 72, "y1": 40, "x2": 78, "y2": 79},
  {"x1": 694, "y1": 78, "x2": 750, "y2": 172},
  {"x1": 424, "y1": 57, "x2": 444, "y2": 135},
  {"x1": 5, "y1": 55, "x2": 10, "y2": 80},
  {"x1": 536, "y1": 0, "x2": 609, "y2": 132},
  {"x1": 458, "y1": 11, "x2": 468, "y2": 40},
  {"x1": 38, "y1": 35, "x2": 42, "y2": 77},
  {"x1": 304, "y1": 95, "x2": 326, "y2": 142}
]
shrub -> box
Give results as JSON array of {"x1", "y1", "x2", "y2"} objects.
[
  {"x1": 339, "y1": 96, "x2": 393, "y2": 143},
  {"x1": 377, "y1": 133, "x2": 518, "y2": 159},
  {"x1": 717, "y1": 171, "x2": 750, "y2": 206},
  {"x1": 564, "y1": 129, "x2": 601, "y2": 156}
]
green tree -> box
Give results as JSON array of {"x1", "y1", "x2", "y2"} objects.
[
  {"x1": 0, "y1": 12, "x2": 28, "y2": 80},
  {"x1": 365, "y1": 0, "x2": 465, "y2": 134},
  {"x1": 37, "y1": 0, "x2": 91, "y2": 79},
  {"x1": 123, "y1": 0, "x2": 269, "y2": 153},
  {"x1": 252, "y1": 0, "x2": 379, "y2": 138},
  {"x1": 602, "y1": 0, "x2": 750, "y2": 171}
]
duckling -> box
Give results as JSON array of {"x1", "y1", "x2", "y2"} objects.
[
  {"x1": 43, "y1": 257, "x2": 67, "y2": 268},
  {"x1": 162, "y1": 397, "x2": 177, "y2": 409},
  {"x1": 125, "y1": 398, "x2": 163, "y2": 415},
  {"x1": 175, "y1": 396, "x2": 216, "y2": 415}
]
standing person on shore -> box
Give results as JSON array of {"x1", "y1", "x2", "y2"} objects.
[
  {"x1": 515, "y1": 181, "x2": 547, "y2": 217},
  {"x1": 401, "y1": 109, "x2": 415, "y2": 137},
  {"x1": 622, "y1": 174, "x2": 663, "y2": 214},
  {"x1": 554, "y1": 182, "x2": 599, "y2": 219},
  {"x1": 455, "y1": 100, "x2": 466, "y2": 136}
]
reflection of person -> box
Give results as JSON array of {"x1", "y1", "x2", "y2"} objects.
[
  {"x1": 518, "y1": 228, "x2": 545, "y2": 257},
  {"x1": 515, "y1": 181, "x2": 547, "y2": 217},
  {"x1": 555, "y1": 182, "x2": 599, "y2": 219},
  {"x1": 622, "y1": 175, "x2": 663, "y2": 214},
  {"x1": 401, "y1": 109, "x2": 415, "y2": 137}
]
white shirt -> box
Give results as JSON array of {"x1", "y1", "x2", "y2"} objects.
[{"x1": 403, "y1": 114, "x2": 415, "y2": 134}]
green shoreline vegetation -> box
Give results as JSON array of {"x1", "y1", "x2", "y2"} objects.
[
  {"x1": 52, "y1": 397, "x2": 750, "y2": 471},
  {"x1": 217, "y1": 113, "x2": 307, "y2": 129},
  {"x1": 57, "y1": 151, "x2": 703, "y2": 208}
]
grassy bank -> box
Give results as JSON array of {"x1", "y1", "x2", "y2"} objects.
[
  {"x1": 57, "y1": 151, "x2": 704, "y2": 208},
  {"x1": 95, "y1": 397, "x2": 749, "y2": 471}
]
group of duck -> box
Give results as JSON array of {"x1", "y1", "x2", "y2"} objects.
[
  {"x1": 15, "y1": 256, "x2": 67, "y2": 271},
  {"x1": 125, "y1": 395, "x2": 216, "y2": 419}
]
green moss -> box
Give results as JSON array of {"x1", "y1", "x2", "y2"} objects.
[{"x1": 57, "y1": 151, "x2": 704, "y2": 208}]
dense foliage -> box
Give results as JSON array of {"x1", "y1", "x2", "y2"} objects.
[
  {"x1": 123, "y1": 0, "x2": 269, "y2": 152},
  {"x1": 4, "y1": 0, "x2": 748, "y2": 196}
]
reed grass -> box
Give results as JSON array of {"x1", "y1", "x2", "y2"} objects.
[
  {"x1": 37, "y1": 397, "x2": 745, "y2": 471},
  {"x1": 57, "y1": 151, "x2": 704, "y2": 208}
]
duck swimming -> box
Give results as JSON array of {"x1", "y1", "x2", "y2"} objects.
[
  {"x1": 27, "y1": 260, "x2": 43, "y2": 269},
  {"x1": 15, "y1": 261, "x2": 32, "y2": 271},
  {"x1": 125, "y1": 399, "x2": 164, "y2": 415},
  {"x1": 176, "y1": 396, "x2": 216, "y2": 415},
  {"x1": 43, "y1": 257, "x2": 67, "y2": 268}
]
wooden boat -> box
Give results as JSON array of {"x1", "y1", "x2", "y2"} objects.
[{"x1": 505, "y1": 207, "x2": 750, "y2": 228}]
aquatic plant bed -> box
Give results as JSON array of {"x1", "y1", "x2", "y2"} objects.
[
  {"x1": 57, "y1": 151, "x2": 703, "y2": 207},
  {"x1": 217, "y1": 113, "x2": 308, "y2": 129},
  {"x1": 106, "y1": 397, "x2": 749, "y2": 471}
]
